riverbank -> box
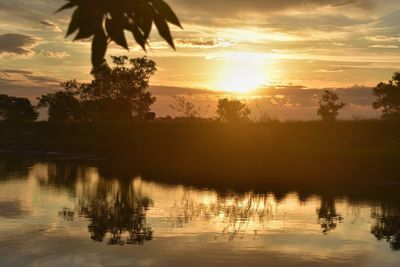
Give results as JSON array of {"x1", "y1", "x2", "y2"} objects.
[{"x1": 1, "y1": 120, "x2": 400, "y2": 187}]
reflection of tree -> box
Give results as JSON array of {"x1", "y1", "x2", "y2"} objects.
[
  {"x1": 0, "y1": 157, "x2": 33, "y2": 180},
  {"x1": 371, "y1": 207, "x2": 400, "y2": 250},
  {"x1": 316, "y1": 197, "x2": 343, "y2": 234},
  {"x1": 39, "y1": 161, "x2": 154, "y2": 245},
  {"x1": 79, "y1": 183, "x2": 153, "y2": 245},
  {"x1": 42, "y1": 163, "x2": 81, "y2": 191},
  {"x1": 170, "y1": 192, "x2": 274, "y2": 240},
  {"x1": 77, "y1": 179, "x2": 153, "y2": 245}
]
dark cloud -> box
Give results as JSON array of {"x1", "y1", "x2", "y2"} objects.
[
  {"x1": 0, "y1": 69, "x2": 60, "y2": 100},
  {"x1": 0, "y1": 33, "x2": 39, "y2": 56}
]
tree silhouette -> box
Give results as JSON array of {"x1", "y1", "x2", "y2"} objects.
[
  {"x1": 37, "y1": 56, "x2": 156, "y2": 122},
  {"x1": 37, "y1": 80, "x2": 82, "y2": 121},
  {"x1": 0, "y1": 94, "x2": 38, "y2": 121},
  {"x1": 58, "y1": 0, "x2": 182, "y2": 68},
  {"x1": 169, "y1": 96, "x2": 201, "y2": 118},
  {"x1": 317, "y1": 90, "x2": 345, "y2": 122},
  {"x1": 217, "y1": 98, "x2": 250, "y2": 123},
  {"x1": 372, "y1": 72, "x2": 400, "y2": 119}
]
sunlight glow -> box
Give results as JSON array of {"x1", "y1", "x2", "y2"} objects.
[{"x1": 217, "y1": 60, "x2": 268, "y2": 93}]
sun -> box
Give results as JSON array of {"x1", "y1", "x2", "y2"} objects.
[{"x1": 216, "y1": 60, "x2": 267, "y2": 94}]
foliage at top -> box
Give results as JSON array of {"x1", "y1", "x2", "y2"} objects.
[
  {"x1": 0, "y1": 94, "x2": 38, "y2": 121},
  {"x1": 37, "y1": 56, "x2": 156, "y2": 122},
  {"x1": 373, "y1": 72, "x2": 400, "y2": 119},
  {"x1": 58, "y1": 0, "x2": 182, "y2": 68},
  {"x1": 217, "y1": 98, "x2": 250, "y2": 123},
  {"x1": 317, "y1": 90, "x2": 345, "y2": 122}
]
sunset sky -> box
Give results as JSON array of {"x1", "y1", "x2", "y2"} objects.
[{"x1": 1, "y1": 0, "x2": 399, "y2": 119}]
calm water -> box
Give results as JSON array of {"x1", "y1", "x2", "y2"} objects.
[{"x1": 0, "y1": 158, "x2": 400, "y2": 266}]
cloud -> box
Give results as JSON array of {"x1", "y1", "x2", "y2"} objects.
[
  {"x1": 175, "y1": 38, "x2": 234, "y2": 48},
  {"x1": 314, "y1": 68, "x2": 344, "y2": 73},
  {"x1": 39, "y1": 50, "x2": 69, "y2": 58},
  {"x1": 0, "y1": 33, "x2": 40, "y2": 56},
  {"x1": 170, "y1": 0, "x2": 378, "y2": 17},
  {"x1": 0, "y1": 69, "x2": 60, "y2": 85},
  {"x1": 40, "y1": 19, "x2": 62, "y2": 32},
  {"x1": 369, "y1": 44, "x2": 399, "y2": 49}
]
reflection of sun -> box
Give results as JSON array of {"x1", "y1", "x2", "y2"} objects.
[{"x1": 217, "y1": 62, "x2": 267, "y2": 94}]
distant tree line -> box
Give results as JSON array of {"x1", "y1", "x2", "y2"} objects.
[
  {"x1": 0, "y1": 94, "x2": 38, "y2": 121},
  {"x1": 1, "y1": 66, "x2": 400, "y2": 122}
]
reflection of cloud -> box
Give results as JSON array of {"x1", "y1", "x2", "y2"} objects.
[
  {"x1": 0, "y1": 200, "x2": 30, "y2": 218},
  {"x1": 0, "y1": 33, "x2": 40, "y2": 56},
  {"x1": 40, "y1": 19, "x2": 62, "y2": 32}
]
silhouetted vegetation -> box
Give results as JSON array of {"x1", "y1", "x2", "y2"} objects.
[
  {"x1": 1, "y1": 120, "x2": 400, "y2": 185},
  {"x1": 0, "y1": 94, "x2": 38, "y2": 122},
  {"x1": 217, "y1": 98, "x2": 250, "y2": 123},
  {"x1": 58, "y1": 0, "x2": 181, "y2": 67},
  {"x1": 373, "y1": 72, "x2": 400, "y2": 119},
  {"x1": 169, "y1": 96, "x2": 202, "y2": 118},
  {"x1": 37, "y1": 56, "x2": 156, "y2": 122},
  {"x1": 317, "y1": 90, "x2": 345, "y2": 122}
]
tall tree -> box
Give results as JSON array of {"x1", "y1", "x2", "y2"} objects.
[
  {"x1": 58, "y1": 0, "x2": 182, "y2": 68},
  {"x1": 217, "y1": 98, "x2": 250, "y2": 123},
  {"x1": 81, "y1": 56, "x2": 156, "y2": 121},
  {"x1": 373, "y1": 72, "x2": 400, "y2": 119},
  {"x1": 317, "y1": 90, "x2": 345, "y2": 122},
  {"x1": 0, "y1": 95, "x2": 38, "y2": 121},
  {"x1": 37, "y1": 56, "x2": 157, "y2": 122}
]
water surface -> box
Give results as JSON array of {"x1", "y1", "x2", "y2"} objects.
[{"x1": 0, "y1": 158, "x2": 399, "y2": 266}]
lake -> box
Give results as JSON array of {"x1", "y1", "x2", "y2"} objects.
[{"x1": 0, "y1": 157, "x2": 399, "y2": 266}]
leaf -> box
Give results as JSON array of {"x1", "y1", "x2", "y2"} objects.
[
  {"x1": 138, "y1": 3, "x2": 153, "y2": 40},
  {"x1": 55, "y1": 0, "x2": 77, "y2": 13},
  {"x1": 152, "y1": 10, "x2": 175, "y2": 49},
  {"x1": 92, "y1": 29, "x2": 108, "y2": 68},
  {"x1": 66, "y1": 8, "x2": 80, "y2": 37},
  {"x1": 74, "y1": 8, "x2": 102, "y2": 40},
  {"x1": 105, "y1": 18, "x2": 128, "y2": 49},
  {"x1": 129, "y1": 24, "x2": 146, "y2": 50},
  {"x1": 151, "y1": 0, "x2": 182, "y2": 28}
]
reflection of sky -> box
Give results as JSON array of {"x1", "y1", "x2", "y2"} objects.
[{"x1": 0, "y1": 163, "x2": 399, "y2": 266}]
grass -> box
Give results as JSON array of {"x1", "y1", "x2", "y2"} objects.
[{"x1": 1, "y1": 120, "x2": 400, "y2": 189}]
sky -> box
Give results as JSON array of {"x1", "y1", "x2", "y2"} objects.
[{"x1": 0, "y1": 0, "x2": 399, "y2": 119}]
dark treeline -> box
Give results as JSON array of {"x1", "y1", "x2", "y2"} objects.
[{"x1": 1, "y1": 120, "x2": 400, "y2": 184}]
